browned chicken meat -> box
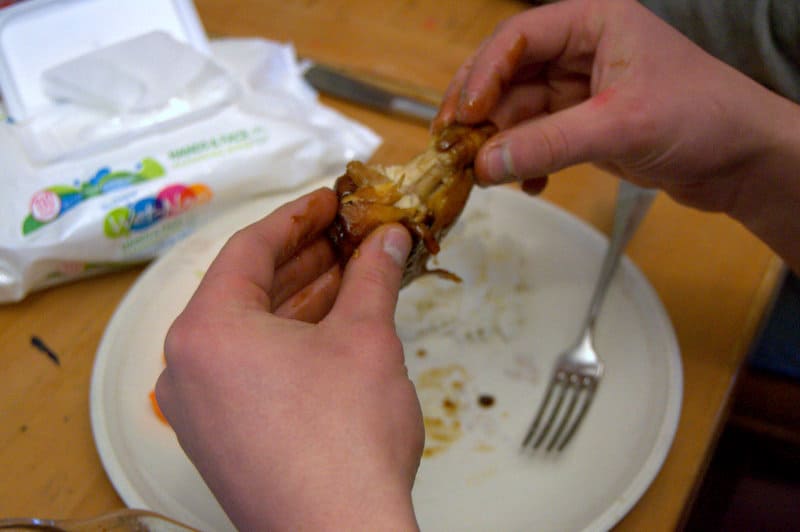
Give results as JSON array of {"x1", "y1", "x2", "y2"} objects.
[{"x1": 328, "y1": 122, "x2": 497, "y2": 286}]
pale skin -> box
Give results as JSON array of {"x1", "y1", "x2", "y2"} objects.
[
  {"x1": 158, "y1": 0, "x2": 800, "y2": 529},
  {"x1": 435, "y1": 0, "x2": 800, "y2": 272},
  {"x1": 156, "y1": 188, "x2": 423, "y2": 531}
]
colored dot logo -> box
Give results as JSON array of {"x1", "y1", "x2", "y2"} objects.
[
  {"x1": 103, "y1": 207, "x2": 132, "y2": 238},
  {"x1": 30, "y1": 190, "x2": 61, "y2": 223},
  {"x1": 102, "y1": 182, "x2": 213, "y2": 239}
]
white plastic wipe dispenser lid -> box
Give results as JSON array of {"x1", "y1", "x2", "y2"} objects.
[{"x1": 0, "y1": 0, "x2": 209, "y2": 121}]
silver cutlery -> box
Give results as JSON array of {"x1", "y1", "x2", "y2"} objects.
[
  {"x1": 522, "y1": 180, "x2": 657, "y2": 452},
  {"x1": 303, "y1": 63, "x2": 438, "y2": 123}
]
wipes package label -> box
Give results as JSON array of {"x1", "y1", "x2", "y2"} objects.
[
  {"x1": 102, "y1": 182, "x2": 212, "y2": 239},
  {"x1": 0, "y1": 38, "x2": 380, "y2": 302},
  {"x1": 24, "y1": 158, "x2": 167, "y2": 235}
]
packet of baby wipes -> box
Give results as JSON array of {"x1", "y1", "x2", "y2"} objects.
[{"x1": 0, "y1": 1, "x2": 380, "y2": 303}]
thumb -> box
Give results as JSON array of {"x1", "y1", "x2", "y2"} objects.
[
  {"x1": 327, "y1": 224, "x2": 412, "y2": 325},
  {"x1": 475, "y1": 92, "x2": 633, "y2": 183}
]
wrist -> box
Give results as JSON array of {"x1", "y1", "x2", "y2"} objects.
[
  {"x1": 231, "y1": 467, "x2": 419, "y2": 532},
  {"x1": 274, "y1": 483, "x2": 418, "y2": 532},
  {"x1": 726, "y1": 91, "x2": 800, "y2": 272}
]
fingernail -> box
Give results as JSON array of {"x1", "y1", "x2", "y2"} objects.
[
  {"x1": 383, "y1": 226, "x2": 411, "y2": 267},
  {"x1": 484, "y1": 142, "x2": 516, "y2": 182},
  {"x1": 457, "y1": 89, "x2": 479, "y2": 122},
  {"x1": 457, "y1": 88, "x2": 471, "y2": 108}
]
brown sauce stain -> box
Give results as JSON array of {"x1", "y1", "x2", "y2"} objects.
[
  {"x1": 424, "y1": 416, "x2": 462, "y2": 444},
  {"x1": 442, "y1": 397, "x2": 458, "y2": 413},
  {"x1": 478, "y1": 394, "x2": 495, "y2": 408},
  {"x1": 418, "y1": 365, "x2": 469, "y2": 458}
]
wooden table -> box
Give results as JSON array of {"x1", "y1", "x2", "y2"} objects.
[{"x1": 0, "y1": 1, "x2": 784, "y2": 530}]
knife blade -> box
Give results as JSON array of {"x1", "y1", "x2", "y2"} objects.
[{"x1": 303, "y1": 63, "x2": 438, "y2": 124}]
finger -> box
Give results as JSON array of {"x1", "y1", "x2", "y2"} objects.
[
  {"x1": 274, "y1": 264, "x2": 341, "y2": 323},
  {"x1": 474, "y1": 92, "x2": 631, "y2": 183},
  {"x1": 486, "y1": 82, "x2": 550, "y2": 129},
  {"x1": 456, "y1": 29, "x2": 528, "y2": 124},
  {"x1": 270, "y1": 237, "x2": 337, "y2": 310},
  {"x1": 456, "y1": 1, "x2": 599, "y2": 124},
  {"x1": 326, "y1": 224, "x2": 411, "y2": 325},
  {"x1": 432, "y1": 44, "x2": 483, "y2": 132},
  {"x1": 194, "y1": 188, "x2": 338, "y2": 309}
]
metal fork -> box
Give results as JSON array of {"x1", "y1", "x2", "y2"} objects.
[{"x1": 522, "y1": 181, "x2": 657, "y2": 452}]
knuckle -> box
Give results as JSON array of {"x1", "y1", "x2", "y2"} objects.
[
  {"x1": 612, "y1": 96, "x2": 660, "y2": 155},
  {"x1": 225, "y1": 226, "x2": 249, "y2": 249},
  {"x1": 363, "y1": 325, "x2": 402, "y2": 352},
  {"x1": 355, "y1": 264, "x2": 396, "y2": 299},
  {"x1": 228, "y1": 226, "x2": 269, "y2": 256},
  {"x1": 163, "y1": 317, "x2": 190, "y2": 360},
  {"x1": 352, "y1": 330, "x2": 404, "y2": 372},
  {"x1": 163, "y1": 310, "x2": 215, "y2": 370},
  {"x1": 331, "y1": 318, "x2": 400, "y2": 356},
  {"x1": 317, "y1": 318, "x2": 407, "y2": 381},
  {"x1": 521, "y1": 121, "x2": 571, "y2": 174},
  {"x1": 492, "y1": 17, "x2": 513, "y2": 38}
]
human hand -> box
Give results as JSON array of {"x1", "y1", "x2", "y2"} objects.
[
  {"x1": 434, "y1": 0, "x2": 800, "y2": 214},
  {"x1": 155, "y1": 188, "x2": 423, "y2": 531}
]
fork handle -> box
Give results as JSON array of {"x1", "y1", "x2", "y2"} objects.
[{"x1": 582, "y1": 181, "x2": 656, "y2": 333}]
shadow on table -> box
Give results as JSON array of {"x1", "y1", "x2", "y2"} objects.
[{"x1": 685, "y1": 271, "x2": 800, "y2": 531}]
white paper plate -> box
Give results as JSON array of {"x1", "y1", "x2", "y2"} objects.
[{"x1": 91, "y1": 185, "x2": 682, "y2": 532}]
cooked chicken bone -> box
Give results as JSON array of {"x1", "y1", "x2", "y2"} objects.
[{"x1": 328, "y1": 122, "x2": 497, "y2": 286}]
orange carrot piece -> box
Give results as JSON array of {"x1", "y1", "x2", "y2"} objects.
[{"x1": 149, "y1": 389, "x2": 170, "y2": 426}]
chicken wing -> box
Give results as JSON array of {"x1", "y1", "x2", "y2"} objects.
[{"x1": 328, "y1": 122, "x2": 497, "y2": 286}]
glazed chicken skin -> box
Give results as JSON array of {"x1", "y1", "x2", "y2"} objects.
[{"x1": 328, "y1": 122, "x2": 497, "y2": 286}]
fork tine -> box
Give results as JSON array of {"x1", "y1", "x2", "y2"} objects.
[
  {"x1": 533, "y1": 373, "x2": 569, "y2": 449},
  {"x1": 520, "y1": 183, "x2": 652, "y2": 453},
  {"x1": 555, "y1": 379, "x2": 598, "y2": 451},
  {"x1": 521, "y1": 374, "x2": 559, "y2": 447},
  {"x1": 546, "y1": 375, "x2": 582, "y2": 451}
]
